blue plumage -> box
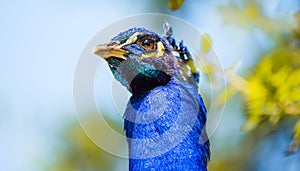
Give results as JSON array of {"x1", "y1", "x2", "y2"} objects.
[
  {"x1": 124, "y1": 77, "x2": 209, "y2": 170},
  {"x1": 93, "y1": 22, "x2": 210, "y2": 170}
]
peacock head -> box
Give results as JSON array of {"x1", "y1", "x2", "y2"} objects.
[
  {"x1": 93, "y1": 27, "x2": 179, "y2": 94},
  {"x1": 93, "y1": 22, "x2": 199, "y2": 94}
]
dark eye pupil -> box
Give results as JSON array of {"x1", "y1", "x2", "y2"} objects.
[{"x1": 142, "y1": 39, "x2": 151, "y2": 46}]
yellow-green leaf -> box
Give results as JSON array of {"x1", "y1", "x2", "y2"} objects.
[
  {"x1": 241, "y1": 115, "x2": 262, "y2": 132},
  {"x1": 168, "y1": 0, "x2": 184, "y2": 10},
  {"x1": 216, "y1": 85, "x2": 238, "y2": 108},
  {"x1": 286, "y1": 119, "x2": 300, "y2": 155},
  {"x1": 201, "y1": 34, "x2": 212, "y2": 53}
]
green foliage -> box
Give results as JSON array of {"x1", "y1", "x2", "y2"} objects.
[
  {"x1": 201, "y1": 33, "x2": 212, "y2": 53},
  {"x1": 218, "y1": 0, "x2": 289, "y2": 36},
  {"x1": 287, "y1": 119, "x2": 300, "y2": 154},
  {"x1": 241, "y1": 48, "x2": 300, "y2": 131},
  {"x1": 219, "y1": 0, "x2": 300, "y2": 154},
  {"x1": 168, "y1": 0, "x2": 185, "y2": 10},
  {"x1": 241, "y1": 13, "x2": 300, "y2": 151},
  {"x1": 48, "y1": 114, "x2": 123, "y2": 171}
]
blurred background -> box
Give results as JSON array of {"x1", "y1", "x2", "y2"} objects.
[{"x1": 1, "y1": 0, "x2": 300, "y2": 170}]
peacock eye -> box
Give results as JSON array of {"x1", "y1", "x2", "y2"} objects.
[{"x1": 140, "y1": 38, "x2": 156, "y2": 51}]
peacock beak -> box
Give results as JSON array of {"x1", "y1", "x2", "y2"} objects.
[{"x1": 93, "y1": 41, "x2": 128, "y2": 60}]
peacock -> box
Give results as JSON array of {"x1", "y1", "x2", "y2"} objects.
[{"x1": 93, "y1": 22, "x2": 210, "y2": 171}]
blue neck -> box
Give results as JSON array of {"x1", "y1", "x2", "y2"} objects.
[{"x1": 124, "y1": 77, "x2": 210, "y2": 170}]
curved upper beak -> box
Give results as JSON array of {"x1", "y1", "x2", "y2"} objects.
[{"x1": 92, "y1": 41, "x2": 128, "y2": 60}]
